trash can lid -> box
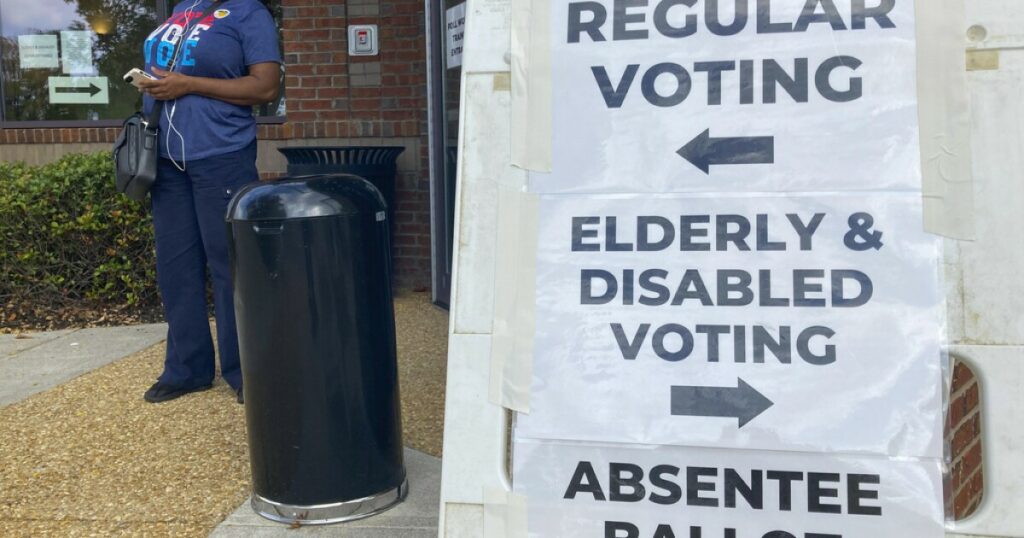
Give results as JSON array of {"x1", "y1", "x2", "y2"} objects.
[{"x1": 227, "y1": 174, "x2": 386, "y2": 222}]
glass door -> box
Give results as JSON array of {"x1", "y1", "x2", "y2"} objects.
[{"x1": 427, "y1": 0, "x2": 464, "y2": 307}]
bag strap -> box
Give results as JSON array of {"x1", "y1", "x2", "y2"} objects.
[{"x1": 146, "y1": 0, "x2": 224, "y2": 127}]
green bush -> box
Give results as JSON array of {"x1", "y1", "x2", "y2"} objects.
[{"x1": 0, "y1": 152, "x2": 158, "y2": 315}]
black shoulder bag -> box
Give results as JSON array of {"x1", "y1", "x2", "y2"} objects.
[{"x1": 113, "y1": 1, "x2": 222, "y2": 201}]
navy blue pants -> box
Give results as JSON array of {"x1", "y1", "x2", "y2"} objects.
[{"x1": 151, "y1": 141, "x2": 258, "y2": 391}]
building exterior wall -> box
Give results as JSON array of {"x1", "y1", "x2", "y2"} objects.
[{"x1": 0, "y1": 0, "x2": 432, "y2": 290}]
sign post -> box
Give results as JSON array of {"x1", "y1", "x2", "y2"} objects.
[{"x1": 513, "y1": 0, "x2": 947, "y2": 535}]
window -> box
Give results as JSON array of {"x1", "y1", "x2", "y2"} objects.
[
  {"x1": 0, "y1": 0, "x2": 284, "y2": 126},
  {"x1": 255, "y1": 0, "x2": 284, "y2": 119},
  {"x1": 0, "y1": 0, "x2": 165, "y2": 124}
]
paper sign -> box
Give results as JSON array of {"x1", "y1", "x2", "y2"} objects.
[
  {"x1": 446, "y1": 3, "x2": 466, "y2": 69},
  {"x1": 529, "y1": 0, "x2": 921, "y2": 194},
  {"x1": 60, "y1": 31, "x2": 94, "y2": 75},
  {"x1": 18, "y1": 35, "x2": 59, "y2": 69},
  {"x1": 514, "y1": 439, "x2": 946, "y2": 538},
  {"x1": 48, "y1": 76, "x2": 109, "y2": 105},
  {"x1": 516, "y1": 193, "x2": 944, "y2": 458},
  {"x1": 510, "y1": 1, "x2": 946, "y2": 535}
]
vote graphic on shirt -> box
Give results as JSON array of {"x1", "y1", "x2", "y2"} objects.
[{"x1": 144, "y1": 9, "x2": 218, "y2": 70}]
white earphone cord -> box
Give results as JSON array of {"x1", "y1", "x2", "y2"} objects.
[{"x1": 164, "y1": 0, "x2": 203, "y2": 172}]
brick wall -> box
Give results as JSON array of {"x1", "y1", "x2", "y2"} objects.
[
  {"x1": 0, "y1": 0, "x2": 433, "y2": 290},
  {"x1": 274, "y1": 0, "x2": 431, "y2": 289},
  {"x1": 946, "y1": 360, "x2": 984, "y2": 519}
]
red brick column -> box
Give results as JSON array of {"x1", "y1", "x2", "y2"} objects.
[{"x1": 946, "y1": 361, "x2": 984, "y2": 519}]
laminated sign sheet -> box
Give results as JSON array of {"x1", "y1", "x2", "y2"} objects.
[{"x1": 512, "y1": 0, "x2": 947, "y2": 536}]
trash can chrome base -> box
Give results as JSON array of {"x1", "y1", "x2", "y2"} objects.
[{"x1": 250, "y1": 479, "x2": 409, "y2": 525}]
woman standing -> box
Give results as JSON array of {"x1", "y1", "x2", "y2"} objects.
[{"x1": 136, "y1": 0, "x2": 281, "y2": 404}]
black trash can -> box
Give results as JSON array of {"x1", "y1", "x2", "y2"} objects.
[
  {"x1": 227, "y1": 174, "x2": 406, "y2": 525},
  {"x1": 277, "y1": 146, "x2": 405, "y2": 231}
]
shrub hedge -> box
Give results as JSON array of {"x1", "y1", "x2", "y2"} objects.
[{"x1": 0, "y1": 152, "x2": 158, "y2": 319}]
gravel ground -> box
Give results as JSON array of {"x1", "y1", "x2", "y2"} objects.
[
  {"x1": 392, "y1": 291, "x2": 450, "y2": 457},
  {"x1": 0, "y1": 290, "x2": 448, "y2": 537}
]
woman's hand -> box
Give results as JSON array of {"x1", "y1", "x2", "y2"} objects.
[
  {"x1": 135, "y1": 63, "x2": 280, "y2": 106},
  {"x1": 136, "y1": 68, "x2": 194, "y2": 100}
]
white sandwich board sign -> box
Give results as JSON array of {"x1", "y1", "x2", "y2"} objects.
[{"x1": 513, "y1": 0, "x2": 946, "y2": 536}]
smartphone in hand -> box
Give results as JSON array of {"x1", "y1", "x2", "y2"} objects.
[{"x1": 123, "y1": 68, "x2": 156, "y2": 88}]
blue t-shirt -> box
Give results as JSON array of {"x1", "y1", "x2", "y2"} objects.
[{"x1": 143, "y1": 0, "x2": 281, "y2": 161}]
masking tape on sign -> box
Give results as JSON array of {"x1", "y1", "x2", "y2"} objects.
[
  {"x1": 510, "y1": 0, "x2": 552, "y2": 172},
  {"x1": 916, "y1": 0, "x2": 976, "y2": 240},
  {"x1": 489, "y1": 186, "x2": 539, "y2": 413},
  {"x1": 484, "y1": 486, "x2": 529, "y2": 538}
]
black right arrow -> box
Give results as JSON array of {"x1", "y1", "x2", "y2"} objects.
[
  {"x1": 670, "y1": 378, "x2": 774, "y2": 428},
  {"x1": 677, "y1": 128, "x2": 775, "y2": 174},
  {"x1": 55, "y1": 83, "x2": 102, "y2": 97}
]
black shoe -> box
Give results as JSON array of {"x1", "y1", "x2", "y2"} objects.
[
  {"x1": 236, "y1": 387, "x2": 244, "y2": 404},
  {"x1": 144, "y1": 381, "x2": 212, "y2": 403}
]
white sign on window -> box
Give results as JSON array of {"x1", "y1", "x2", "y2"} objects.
[
  {"x1": 48, "y1": 76, "x2": 109, "y2": 105},
  {"x1": 18, "y1": 35, "x2": 59, "y2": 69},
  {"x1": 446, "y1": 2, "x2": 466, "y2": 69},
  {"x1": 60, "y1": 30, "x2": 94, "y2": 75}
]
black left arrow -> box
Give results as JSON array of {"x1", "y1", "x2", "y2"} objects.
[
  {"x1": 670, "y1": 378, "x2": 774, "y2": 428},
  {"x1": 677, "y1": 128, "x2": 775, "y2": 174},
  {"x1": 55, "y1": 83, "x2": 102, "y2": 97}
]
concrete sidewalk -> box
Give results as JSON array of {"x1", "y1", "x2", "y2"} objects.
[
  {"x1": 0, "y1": 324, "x2": 167, "y2": 407},
  {"x1": 211, "y1": 448, "x2": 440, "y2": 537}
]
